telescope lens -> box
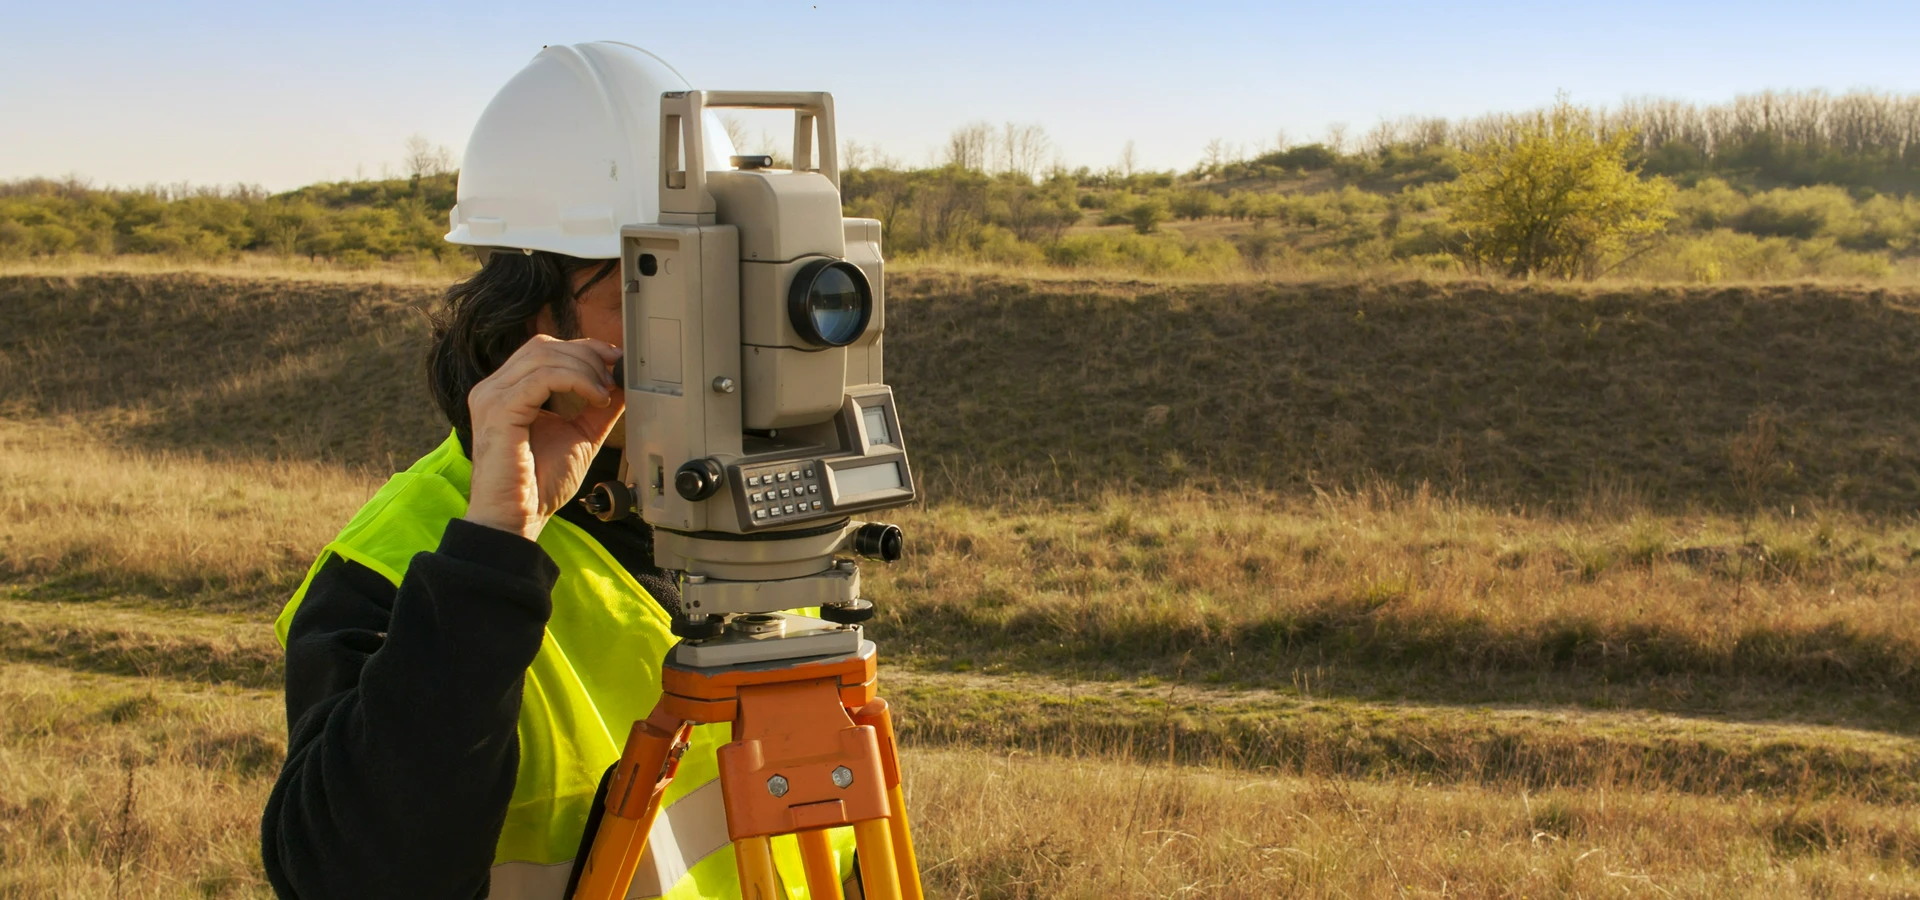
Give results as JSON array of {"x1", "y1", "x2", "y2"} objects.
[{"x1": 789, "y1": 260, "x2": 873, "y2": 347}]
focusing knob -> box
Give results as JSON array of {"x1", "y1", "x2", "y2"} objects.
[
  {"x1": 581, "y1": 481, "x2": 636, "y2": 522},
  {"x1": 674, "y1": 458, "x2": 725, "y2": 501},
  {"x1": 821, "y1": 599, "x2": 875, "y2": 625},
  {"x1": 852, "y1": 523, "x2": 904, "y2": 562}
]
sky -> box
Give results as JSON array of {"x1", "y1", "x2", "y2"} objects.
[{"x1": 4, "y1": 0, "x2": 1918, "y2": 191}]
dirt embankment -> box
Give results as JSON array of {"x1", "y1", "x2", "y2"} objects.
[{"x1": 5, "y1": 271, "x2": 1917, "y2": 511}]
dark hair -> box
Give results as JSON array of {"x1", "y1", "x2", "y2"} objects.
[{"x1": 426, "y1": 249, "x2": 619, "y2": 431}]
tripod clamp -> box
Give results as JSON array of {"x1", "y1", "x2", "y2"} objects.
[{"x1": 568, "y1": 639, "x2": 923, "y2": 900}]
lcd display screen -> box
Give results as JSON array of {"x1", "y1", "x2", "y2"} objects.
[
  {"x1": 836, "y1": 461, "x2": 903, "y2": 498},
  {"x1": 862, "y1": 405, "x2": 892, "y2": 445}
]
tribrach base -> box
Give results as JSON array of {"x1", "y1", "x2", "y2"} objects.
[{"x1": 570, "y1": 643, "x2": 924, "y2": 900}]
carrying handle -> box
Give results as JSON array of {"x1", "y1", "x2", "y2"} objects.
[{"x1": 660, "y1": 90, "x2": 838, "y2": 218}]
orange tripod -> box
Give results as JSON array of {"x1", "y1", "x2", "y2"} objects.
[{"x1": 569, "y1": 643, "x2": 923, "y2": 900}]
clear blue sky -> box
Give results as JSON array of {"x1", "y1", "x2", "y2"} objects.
[{"x1": 4, "y1": 0, "x2": 1917, "y2": 190}]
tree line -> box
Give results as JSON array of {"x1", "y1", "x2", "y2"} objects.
[{"x1": 3, "y1": 90, "x2": 1916, "y2": 281}]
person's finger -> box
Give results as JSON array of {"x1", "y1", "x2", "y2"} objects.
[
  {"x1": 533, "y1": 336, "x2": 622, "y2": 378},
  {"x1": 495, "y1": 336, "x2": 618, "y2": 387},
  {"x1": 493, "y1": 365, "x2": 612, "y2": 422},
  {"x1": 475, "y1": 362, "x2": 609, "y2": 426},
  {"x1": 570, "y1": 391, "x2": 626, "y2": 446}
]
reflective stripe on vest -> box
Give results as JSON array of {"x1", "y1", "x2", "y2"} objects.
[
  {"x1": 489, "y1": 779, "x2": 730, "y2": 899},
  {"x1": 274, "y1": 431, "x2": 856, "y2": 898}
]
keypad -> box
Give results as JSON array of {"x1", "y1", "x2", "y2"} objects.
[{"x1": 738, "y1": 461, "x2": 827, "y2": 524}]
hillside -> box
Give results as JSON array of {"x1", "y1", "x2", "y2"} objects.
[
  {"x1": 5, "y1": 271, "x2": 1919, "y2": 513},
  {"x1": 5, "y1": 270, "x2": 1920, "y2": 895}
]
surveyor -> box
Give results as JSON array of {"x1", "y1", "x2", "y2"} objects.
[{"x1": 260, "y1": 42, "x2": 860, "y2": 899}]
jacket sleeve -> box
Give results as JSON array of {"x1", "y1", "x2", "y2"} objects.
[{"x1": 262, "y1": 518, "x2": 558, "y2": 900}]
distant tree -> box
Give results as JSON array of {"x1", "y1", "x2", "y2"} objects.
[
  {"x1": 722, "y1": 115, "x2": 751, "y2": 153},
  {"x1": 996, "y1": 123, "x2": 1051, "y2": 180},
  {"x1": 1324, "y1": 123, "x2": 1350, "y2": 155},
  {"x1": 1449, "y1": 100, "x2": 1674, "y2": 279},
  {"x1": 402, "y1": 135, "x2": 456, "y2": 179},
  {"x1": 946, "y1": 122, "x2": 993, "y2": 171}
]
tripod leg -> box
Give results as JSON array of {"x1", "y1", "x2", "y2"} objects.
[
  {"x1": 796, "y1": 828, "x2": 845, "y2": 900},
  {"x1": 852, "y1": 700, "x2": 923, "y2": 900},
  {"x1": 883, "y1": 785, "x2": 922, "y2": 900},
  {"x1": 851, "y1": 819, "x2": 903, "y2": 900},
  {"x1": 734, "y1": 835, "x2": 781, "y2": 900},
  {"x1": 571, "y1": 707, "x2": 691, "y2": 900}
]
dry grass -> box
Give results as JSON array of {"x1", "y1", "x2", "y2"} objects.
[
  {"x1": 906, "y1": 747, "x2": 1920, "y2": 898},
  {"x1": 0, "y1": 663, "x2": 281, "y2": 899},
  {"x1": 10, "y1": 592, "x2": 1915, "y2": 807},
  {"x1": 884, "y1": 273, "x2": 1920, "y2": 511},
  {"x1": 5, "y1": 269, "x2": 1920, "y2": 895},
  {"x1": 0, "y1": 419, "x2": 378, "y2": 608},
  {"x1": 876, "y1": 487, "x2": 1920, "y2": 723},
  {"x1": 8, "y1": 271, "x2": 1920, "y2": 509},
  {"x1": 0, "y1": 253, "x2": 475, "y2": 285},
  {"x1": 6, "y1": 417, "x2": 1916, "y2": 726},
  {"x1": 7, "y1": 660, "x2": 1920, "y2": 899},
  {"x1": 0, "y1": 274, "x2": 448, "y2": 469}
]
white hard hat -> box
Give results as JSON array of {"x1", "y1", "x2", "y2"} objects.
[{"x1": 446, "y1": 41, "x2": 737, "y2": 258}]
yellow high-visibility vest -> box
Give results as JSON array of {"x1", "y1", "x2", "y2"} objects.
[{"x1": 275, "y1": 431, "x2": 855, "y2": 899}]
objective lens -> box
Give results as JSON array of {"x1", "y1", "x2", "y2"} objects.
[{"x1": 788, "y1": 260, "x2": 872, "y2": 347}]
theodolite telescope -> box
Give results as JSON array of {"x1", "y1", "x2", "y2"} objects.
[{"x1": 582, "y1": 89, "x2": 916, "y2": 666}]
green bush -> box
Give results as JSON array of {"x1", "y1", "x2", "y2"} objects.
[
  {"x1": 1449, "y1": 101, "x2": 1675, "y2": 278},
  {"x1": 1672, "y1": 178, "x2": 1749, "y2": 230},
  {"x1": 1621, "y1": 228, "x2": 1894, "y2": 282},
  {"x1": 1127, "y1": 197, "x2": 1169, "y2": 234},
  {"x1": 1046, "y1": 232, "x2": 1240, "y2": 275},
  {"x1": 1253, "y1": 144, "x2": 1339, "y2": 171},
  {"x1": 1170, "y1": 189, "x2": 1226, "y2": 219},
  {"x1": 1735, "y1": 186, "x2": 1857, "y2": 240},
  {"x1": 0, "y1": 176, "x2": 455, "y2": 262}
]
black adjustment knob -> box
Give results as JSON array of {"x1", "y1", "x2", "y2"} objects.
[
  {"x1": 852, "y1": 523, "x2": 904, "y2": 562},
  {"x1": 821, "y1": 599, "x2": 875, "y2": 625},
  {"x1": 581, "y1": 480, "x2": 636, "y2": 522},
  {"x1": 674, "y1": 458, "x2": 725, "y2": 501},
  {"x1": 671, "y1": 614, "x2": 725, "y2": 640}
]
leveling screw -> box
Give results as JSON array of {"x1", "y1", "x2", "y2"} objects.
[
  {"x1": 831, "y1": 766, "x2": 854, "y2": 789},
  {"x1": 766, "y1": 775, "x2": 789, "y2": 797}
]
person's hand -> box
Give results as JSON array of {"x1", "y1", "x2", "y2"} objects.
[{"x1": 463, "y1": 335, "x2": 624, "y2": 541}]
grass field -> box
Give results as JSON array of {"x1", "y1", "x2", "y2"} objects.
[{"x1": 3, "y1": 268, "x2": 1919, "y2": 897}]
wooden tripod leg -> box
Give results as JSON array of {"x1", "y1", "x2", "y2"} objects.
[
  {"x1": 570, "y1": 706, "x2": 692, "y2": 900},
  {"x1": 734, "y1": 835, "x2": 781, "y2": 900},
  {"x1": 853, "y1": 700, "x2": 924, "y2": 900},
  {"x1": 797, "y1": 828, "x2": 846, "y2": 900}
]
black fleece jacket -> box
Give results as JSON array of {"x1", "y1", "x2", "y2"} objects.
[{"x1": 260, "y1": 441, "x2": 678, "y2": 900}]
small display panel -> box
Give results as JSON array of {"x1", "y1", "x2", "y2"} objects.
[
  {"x1": 836, "y1": 461, "x2": 903, "y2": 498},
  {"x1": 862, "y1": 405, "x2": 892, "y2": 446}
]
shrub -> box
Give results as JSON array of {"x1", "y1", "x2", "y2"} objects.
[
  {"x1": 1734, "y1": 186, "x2": 1857, "y2": 240},
  {"x1": 1449, "y1": 100, "x2": 1675, "y2": 278},
  {"x1": 1253, "y1": 144, "x2": 1339, "y2": 171},
  {"x1": 1127, "y1": 197, "x2": 1170, "y2": 234},
  {"x1": 1046, "y1": 232, "x2": 1240, "y2": 275},
  {"x1": 1672, "y1": 178, "x2": 1748, "y2": 230},
  {"x1": 1620, "y1": 229, "x2": 1894, "y2": 282},
  {"x1": 1170, "y1": 190, "x2": 1226, "y2": 219}
]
